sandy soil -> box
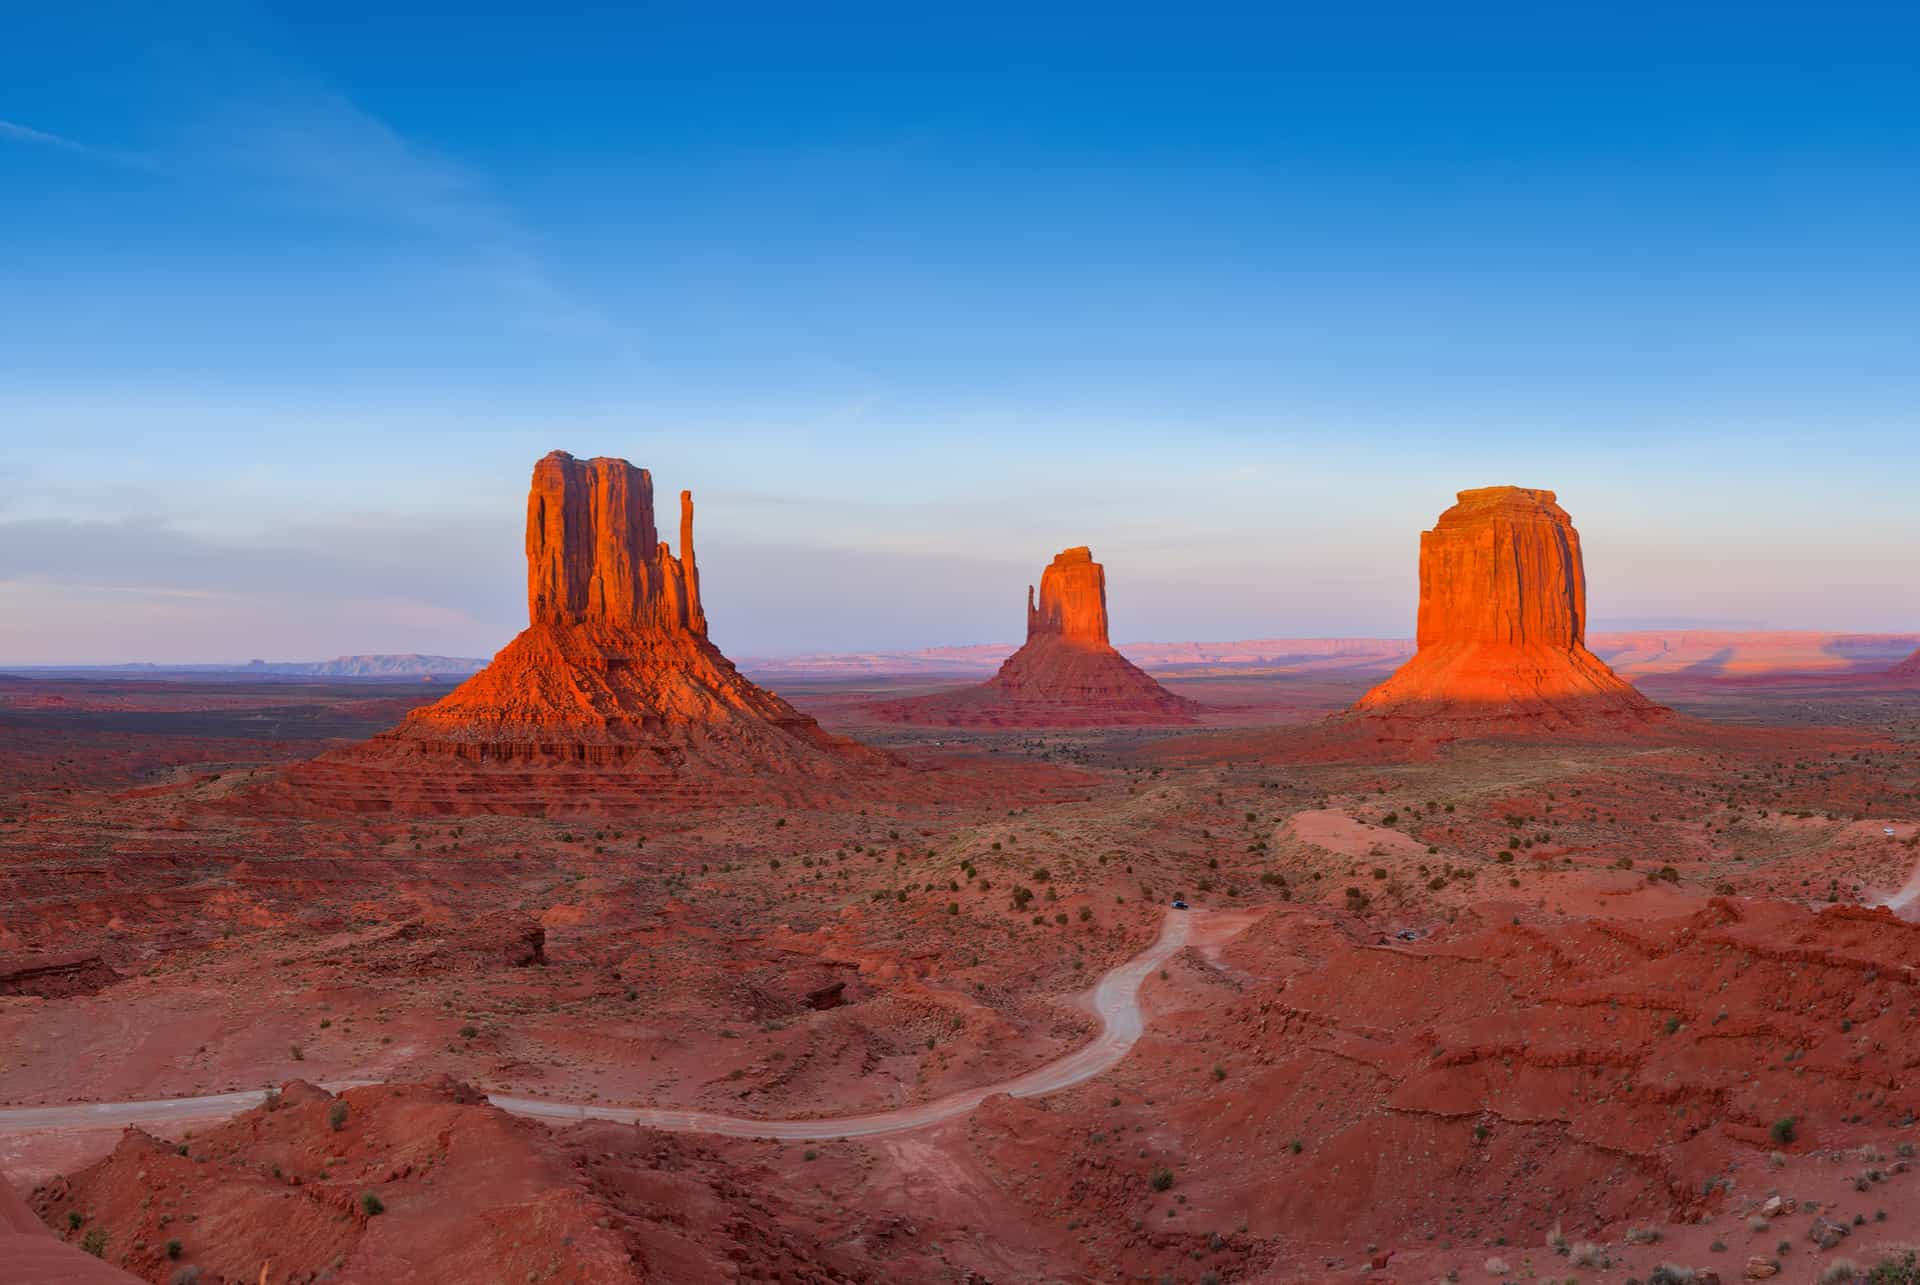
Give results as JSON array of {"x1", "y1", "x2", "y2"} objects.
[{"x1": 4, "y1": 670, "x2": 1920, "y2": 1282}]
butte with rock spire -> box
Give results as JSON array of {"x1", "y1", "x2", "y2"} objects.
[
  {"x1": 871, "y1": 546, "x2": 1200, "y2": 727},
  {"x1": 282, "y1": 450, "x2": 885, "y2": 812},
  {"x1": 1351, "y1": 486, "x2": 1668, "y2": 732}
]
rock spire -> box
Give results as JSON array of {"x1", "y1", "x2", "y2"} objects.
[{"x1": 872, "y1": 546, "x2": 1199, "y2": 728}]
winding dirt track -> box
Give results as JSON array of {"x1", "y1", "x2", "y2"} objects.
[{"x1": 0, "y1": 910, "x2": 1191, "y2": 1144}]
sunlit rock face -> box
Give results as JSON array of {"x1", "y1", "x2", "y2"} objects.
[
  {"x1": 280, "y1": 451, "x2": 885, "y2": 813},
  {"x1": 1353, "y1": 486, "x2": 1668, "y2": 729}
]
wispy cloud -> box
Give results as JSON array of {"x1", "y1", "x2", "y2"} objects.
[
  {"x1": 193, "y1": 84, "x2": 623, "y2": 341},
  {"x1": 0, "y1": 116, "x2": 149, "y2": 168},
  {"x1": 2, "y1": 117, "x2": 89, "y2": 151}
]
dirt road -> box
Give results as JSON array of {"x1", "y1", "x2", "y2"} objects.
[{"x1": 0, "y1": 909, "x2": 1193, "y2": 1144}]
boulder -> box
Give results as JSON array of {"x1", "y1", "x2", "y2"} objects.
[{"x1": 1808, "y1": 1216, "x2": 1850, "y2": 1250}]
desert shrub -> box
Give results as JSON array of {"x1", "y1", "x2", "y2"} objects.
[{"x1": 1870, "y1": 1252, "x2": 1920, "y2": 1284}]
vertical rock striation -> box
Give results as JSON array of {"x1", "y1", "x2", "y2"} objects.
[
  {"x1": 1353, "y1": 486, "x2": 1666, "y2": 730},
  {"x1": 525, "y1": 452, "x2": 705, "y2": 634},
  {"x1": 281, "y1": 451, "x2": 884, "y2": 813},
  {"x1": 1026, "y1": 547, "x2": 1110, "y2": 645}
]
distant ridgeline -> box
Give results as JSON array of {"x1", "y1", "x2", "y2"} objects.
[{"x1": 0, "y1": 655, "x2": 489, "y2": 678}]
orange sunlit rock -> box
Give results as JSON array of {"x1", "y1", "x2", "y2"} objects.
[
  {"x1": 871, "y1": 546, "x2": 1200, "y2": 727},
  {"x1": 1353, "y1": 486, "x2": 1667, "y2": 729},
  {"x1": 280, "y1": 451, "x2": 885, "y2": 812}
]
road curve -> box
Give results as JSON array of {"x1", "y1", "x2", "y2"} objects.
[{"x1": 0, "y1": 910, "x2": 1192, "y2": 1143}]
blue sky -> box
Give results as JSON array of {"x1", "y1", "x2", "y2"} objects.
[{"x1": 2, "y1": 3, "x2": 1916, "y2": 662}]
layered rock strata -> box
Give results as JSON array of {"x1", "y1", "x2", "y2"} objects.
[
  {"x1": 281, "y1": 451, "x2": 885, "y2": 813},
  {"x1": 1352, "y1": 486, "x2": 1667, "y2": 731}
]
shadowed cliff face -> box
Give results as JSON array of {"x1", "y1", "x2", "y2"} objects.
[{"x1": 1355, "y1": 486, "x2": 1667, "y2": 728}]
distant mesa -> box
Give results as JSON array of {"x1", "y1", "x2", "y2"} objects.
[
  {"x1": 281, "y1": 450, "x2": 886, "y2": 813},
  {"x1": 1351, "y1": 486, "x2": 1669, "y2": 731},
  {"x1": 870, "y1": 546, "x2": 1201, "y2": 728},
  {"x1": 257, "y1": 654, "x2": 488, "y2": 678}
]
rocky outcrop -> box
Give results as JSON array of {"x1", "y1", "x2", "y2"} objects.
[
  {"x1": 0, "y1": 953, "x2": 118, "y2": 998},
  {"x1": 1353, "y1": 487, "x2": 1667, "y2": 732},
  {"x1": 871, "y1": 547, "x2": 1200, "y2": 727},
  {"x1": 1026, "y1": 547, "x2": 1109, "y2": 644},
  {"x1": 526, "y1": 451, "x2": 705, "y2": 634},
  {"x1": 279, "y1": 451, "x2": 886, "y2": 813},
  {"x1": 3, "y1": 1166, "x2": 143, "y2": 1284}
]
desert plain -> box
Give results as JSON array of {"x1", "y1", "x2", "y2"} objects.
[{"x1": 4, "y1": 466, "x2": 1920, "y2": 1285}]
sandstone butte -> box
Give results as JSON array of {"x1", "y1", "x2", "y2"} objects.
[
  {"x1": 871, "y1": 547, "x2": 1201, "y2": 727},
  {"x1": 281, "y1": 451, "x2": 885, "y2": 813},
  {"x1": 1352, "y1": 486, "x2": 1669, "y2": 731}
]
